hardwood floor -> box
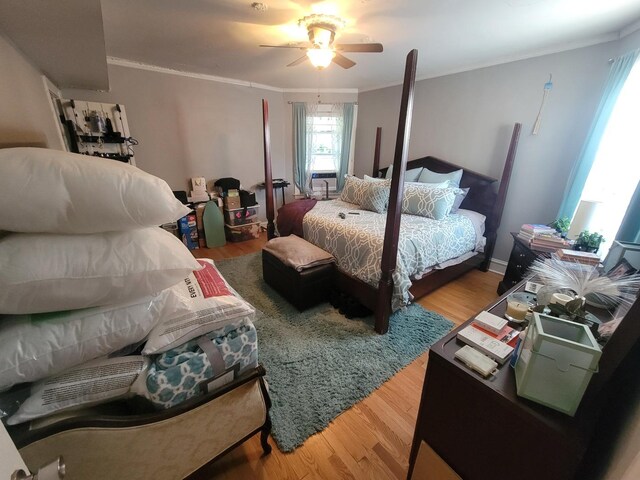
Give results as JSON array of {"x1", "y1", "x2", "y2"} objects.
[{"x1": 193, "y1": 233, "x2": 501, "y2": 480}]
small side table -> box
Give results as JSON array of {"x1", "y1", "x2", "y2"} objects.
[
  {"x1": 258, "y1": 180, "x2": 290, "y2": 208},
  {"x1": 497, "y1": 232, "x2": 549, "y2": 295}
]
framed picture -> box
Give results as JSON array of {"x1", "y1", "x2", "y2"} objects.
[{"x1": 608, "y1": 258, "x2": 637, "y2": 280}]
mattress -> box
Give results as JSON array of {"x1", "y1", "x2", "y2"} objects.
[{"x1": 303, "y1": 199, "x2": 480, "y2": 310}]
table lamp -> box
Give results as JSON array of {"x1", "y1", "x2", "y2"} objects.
[{"x1": 568, "y1": 200, "x2": 602, "y2": 239}]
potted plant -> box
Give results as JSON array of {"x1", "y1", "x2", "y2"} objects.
[
  {"x1": 549, "y1": 217, "x2": 571, "y2": 238},
  {"x1": 573, "y1": 230, "x2": 605, "y2": 253}
]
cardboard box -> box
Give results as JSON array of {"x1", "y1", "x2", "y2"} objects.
[
  {"x1": 224, "y1": 222, "x2": 261, "y2": 243},
  {"x1": 223, "y1": 196, "x2": 241, "y2": 210},
  {"x1": 178, "y1": 213, "x2": 199, "y2": 250}
]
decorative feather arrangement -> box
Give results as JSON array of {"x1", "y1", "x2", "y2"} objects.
[{"x1": 528, "y1": 257, "x2": 640, "y2": 306}]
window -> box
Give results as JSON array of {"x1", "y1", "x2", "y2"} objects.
[
  {"x1": 293, "y1": 102, "x2": 356, "y2": 196},
  {"x1": 576, "y1": 61, "x2": 640, "y2": 256},
  {"x1": 308, "y1": 113, "x2": 340, "y2": 172}
]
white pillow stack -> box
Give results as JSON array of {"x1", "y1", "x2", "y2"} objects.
[{"x1": 0, "y1": 148, "x2": 200, "y2": 392}]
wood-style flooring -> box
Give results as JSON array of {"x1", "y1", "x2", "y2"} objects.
[{"x1": 193, "y1": 233, "x2": 501, "y2": 479}]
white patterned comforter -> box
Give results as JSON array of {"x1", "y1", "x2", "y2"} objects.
[{"x1": 302, "y1": 200, "x2": 478, "y2": 310}]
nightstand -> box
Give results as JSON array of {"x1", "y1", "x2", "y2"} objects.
[{"x1": 497, "y1": 232, "x2": 546, "y2": 294}]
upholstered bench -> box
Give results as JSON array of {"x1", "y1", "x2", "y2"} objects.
[{"x1": 262, "y1": 235, "x2": 335, "y2": 311}]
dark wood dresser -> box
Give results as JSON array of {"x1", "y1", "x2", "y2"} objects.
[
  {"x1": 497, "y1": 233, "x2": 546, "y2": 294},
  {"x1": 407, "y1": 282, "x2": 640, "y2": 480}
]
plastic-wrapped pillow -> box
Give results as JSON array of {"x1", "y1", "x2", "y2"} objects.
[
  {"x1": 0, "y1": 289, "x2": 184, "y2": 391},
  {"x1": 143, "y1": 259, "x2": 255, "y2": 354},
  {"x1": 0, "y1": 227, "x2": 202, "y2": 314},
  {"x1": 0, "y1": 148, "x2": 190, "y2": 233}
]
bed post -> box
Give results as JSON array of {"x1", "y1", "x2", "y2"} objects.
[
  {"x1": 262, "y1": 99, "x2": 276, "y2": 240},
  {"x1": 372, "y1": 127, "x2": 382, "y2": 177},
  {"x1": 375, "y1": 50, "x2": 418, "y2": 334},
  {"x1": 481, "y1": 122, "x2": 521, "y2": 271}
]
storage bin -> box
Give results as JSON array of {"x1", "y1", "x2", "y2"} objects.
[
  {"x1": 224, "y1": 205, "x2": 260, "y2": 226},
  {"x1": 515, "y1": 313, "x2": 601, "y2": 416},
  {"x1": 224, "y1": 222, "x2": 261, "y2": 242}
]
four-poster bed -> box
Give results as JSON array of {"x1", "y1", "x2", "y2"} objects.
[{"x1": 262, "y1": 50, "x2": 521, "y2": 334}]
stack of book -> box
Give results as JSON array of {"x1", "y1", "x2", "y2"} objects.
[
  {"x1": 556, "y1": 248, "x2": 600, "y2": 266},
  {"x1": 530, "y1": 233, "x2": 570, "y2": 253},
  {"x1": 517, "y1": 224, "x2": 569, "y2": 253}
]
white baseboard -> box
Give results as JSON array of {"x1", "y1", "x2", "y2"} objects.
[{"x1": 488, "y1": 258, "x2": 508, "y2": 276}]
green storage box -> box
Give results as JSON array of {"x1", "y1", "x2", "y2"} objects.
[{"x1": 515, "y1": 313, "x2": 601, "y2": 416}]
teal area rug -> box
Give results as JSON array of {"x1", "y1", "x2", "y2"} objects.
[{"x1": 216, "y1": 252, "x2": 454, "y2": 452}]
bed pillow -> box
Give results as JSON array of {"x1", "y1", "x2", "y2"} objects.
[
  {"x1": 363, "y1": 175, "x2": 390, "y2": 183},
  {"x1": 402, "y1": 184, "x2": 462, "y2": 220},
  {"x1": 417, "y1": 167, "x2": 464, "y2": 188},
  {"x1": 450, "y1": 187, "x2": 470, "y2": 213},
  {"x1": 0, "y1": 227, "x2": 202, "y2": 314},
  {"x1": 361, "y1": 182, "x2": 390, "y2": 214},
  {"x1": 143, "y1": 259, "x2": 255, "y2": 354},
  {"x1": 6, "y1": 356, "x2": 150, "y2": 425},
  {"x1": 384, "y1": 165, "x2": 423, "y2": 182},
  {"x1": 0, "y1": 147, "x2": 190, "y2": 233},
  {"x1": 339, "y1": 175, "x2": 370, "y2": 206},
  {"x1": 0, "y1": 289, "x2": 183, "y2": 391}
]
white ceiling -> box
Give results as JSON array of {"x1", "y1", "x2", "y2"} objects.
[{"x1": 101, "y1": 0, "x2": 640, "y2": 90}]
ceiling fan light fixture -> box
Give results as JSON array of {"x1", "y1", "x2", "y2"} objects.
[{"x1": 306, "y1": 48, "x2": 335, "y2": 69}]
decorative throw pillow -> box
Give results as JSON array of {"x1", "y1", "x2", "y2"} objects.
[
  {"x1": 339, "y1": 175, "x2": 370, "y2": 206},
  {"x1": 0, "y1": 147, "x2": 190, "y2": 234},
  {"x1": 360, "y1": 182, "x2": 390, "y2": 213},
  {"x1": 385, "y1": 166, "x2": 423, "y2": 182},
  {"x1": 402, "y1": 184, "x2": 462, "y2": 220},
  {"x1": 0, "y1": 227, "x2": 202, "y2": 314},
  {"x1": 418, "y1": 167, "x2": 464, "y2": 188},
  {"x1": 451, "y1": 187, "x2": 470, "y2": 213}
]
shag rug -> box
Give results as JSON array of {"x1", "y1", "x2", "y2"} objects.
[{"x1": 216, "y1": 252, "x2": 454, "y2": 452}]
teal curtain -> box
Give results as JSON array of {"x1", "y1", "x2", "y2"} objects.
[
  {"x1": 293, "y1": 102, "x2": 309, "y2": 194},
  {"x1": 336, "y1": 103, "x2": 355, "y2": 191},
  {"x1": 558, "y1": 49, "x2": 640, "y2": 219},
  {"x1": 616, "y1": 180, "x2": 640, "y2": 243}
]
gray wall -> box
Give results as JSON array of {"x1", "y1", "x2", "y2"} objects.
[
  {"x1": 354, "y1": 42, "x2": 619, "y2": 264},
  {"x1": 0, "y1": 34, "x2": 63, "y2": 149},
  {"x1": 63, "y1": 65, "x2": 287, "y2": 219}
]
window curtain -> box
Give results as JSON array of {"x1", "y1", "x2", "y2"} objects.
[
  {"x1": 616, "y1": 180, "x2": 640, "y2": 243},
  {"x1": 293, "y1": 102, "x2": 310, "y2": 194},
  {"x1": 337, "y1": 102, "x2": 355, "y2": 191},
  {"x1": 558, "y1": 49, "x2": 640, "y2": 219}
]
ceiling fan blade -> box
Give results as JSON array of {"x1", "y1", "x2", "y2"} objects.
[
  {"x1": 287, "y1": 55, "x2": 309, "y2": 67},
  {"x1": 335, "y1": 43, "x2": 383, "y2": 53},
  {"x1": 260, "y1": 43, "x2": 311, "y2": 50},
  {"x1": 332, "y1": 53, "x2": 356, "y2": 69}
]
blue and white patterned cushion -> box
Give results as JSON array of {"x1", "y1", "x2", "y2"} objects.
[
  {"x1": 144, "y1": 317, "x2": 257, "y2": 409},
  {"x1": 361, "y1": 182, "x2": 390, "y2": 213},
  {"x1": 402, "y1": 184, "x2": 462, "y2": 220},
  {"x1": 417, "y1": 167, "x2": 463, "y2": 187},
  {"x1": 339, "y1": 175, "x2": 369, "y2": 206}
]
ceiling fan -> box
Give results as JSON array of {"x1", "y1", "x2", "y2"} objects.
[{"x1": 260, "y1": 14, "x2": 383, "y2": 70}]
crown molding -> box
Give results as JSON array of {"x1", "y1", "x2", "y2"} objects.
[
  {"x1": 620, "y1": 18, "x2": 640, "y2": 38},
  {"x1": 359, "y1": 32, "x2": 619, "y2": 93},
  {"x1": 284, "y1": 87, "x2": 359, "y2": 93},
  {"x1": 107, "y1": 57, "x2": 360, "y2": 94},
  {"x1": 107, "y1": 57, "x2": 285, "y2": 92}
]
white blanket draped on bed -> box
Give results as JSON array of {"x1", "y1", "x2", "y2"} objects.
[{"x1": 302, "y1": 200, "x2": 479, "y2": 310}]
